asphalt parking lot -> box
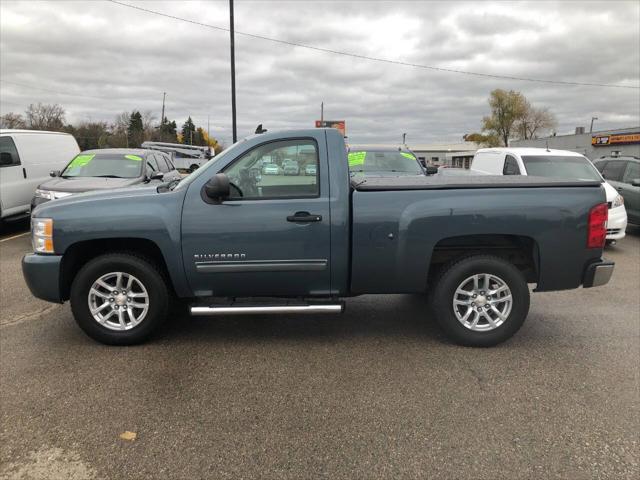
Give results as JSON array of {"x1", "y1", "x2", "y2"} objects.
[{"x1": 1, "y1": 223, "x2": 638, "y2": 479}]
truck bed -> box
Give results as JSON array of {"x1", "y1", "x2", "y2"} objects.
[
  {"x1": 350, "y1": 179, "x2": 606, "y2": 294},
  {"x1": 351, "y1": 175, "x2": 602, "y2": 191}
]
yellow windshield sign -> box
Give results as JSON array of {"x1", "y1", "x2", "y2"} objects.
[
  {"x1": 125, "y1": 154, "x2": 143, "y2": 161},
  {"x1": 401, "y1": 152, "x2": 416, "y2": 160},
  {"x1": 348, "y1": 151, "x2": 366, "y2": 167},
  {"x1": 68, "y1": 154, "x2": 95, "y2": 168}
]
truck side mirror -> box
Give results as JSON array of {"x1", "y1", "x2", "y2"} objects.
[
  {"x1": 50, "y1": 170, "x2": 61, "y2": 177},
  {"x1": 149, "y1": 171, "x2": 164, "y2": 181},
  {"x1": 632, "y1": 179, "x2": 640, "y2": 187},
  {"x1": 204, "y1": 173, "x2": 230, "y2": 202},
  {"x1": 425, "y1": 166, "x2": 438, "y2": 175}
]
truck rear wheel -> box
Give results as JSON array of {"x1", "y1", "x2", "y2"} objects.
[
  {"x1": 70, "y1": 253, "x2": 169, "y2": 345},
  {"x1": 431, "y1": 255, "x2": 530, "y2": 347}
]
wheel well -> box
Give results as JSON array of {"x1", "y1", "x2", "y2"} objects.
[
  {"x1": 60, "y1": 238, "x2": 173, "y2": 301},
  {"x1": 428, "y1": 234, "x2": 539, "y2": 286}
]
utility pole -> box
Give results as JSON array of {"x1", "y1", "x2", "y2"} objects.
[
  {"x1": 160, "y1": 92, "x2": 166, "y2": 141},
  {"x1": 590, "y1": 116, "x2": 598, "y2": 133},
  {"x1": 320, "y1": 102, "x2": 324, "y2": 123},
  {"x1": 402, "y1": 133, "x2": 407, "y2": 145},
  {"x1": 229, "y1": 0, "x2": 237, "y2": 143}
]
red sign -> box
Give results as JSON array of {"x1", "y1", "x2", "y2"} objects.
[{"x1": 315, "y1": 120, "x2": 346, "y2": 137}]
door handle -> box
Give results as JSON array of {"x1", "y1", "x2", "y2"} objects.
[
  {"x1": 287, "y1": 211, "x2": 322, "y2": 222},
  {"x1": 22, "y1": 168, "x2": 27, "y2": 179}
]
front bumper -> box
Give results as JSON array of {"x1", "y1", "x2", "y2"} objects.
[
  {"x1": 606, "y1": 205, "x2": 627, "y2": 240},
  {"x1": 583, "y1": 260, "x2": 615, "y2": 288},
  {"x1": 22, "y1": 253, "x2": 64, "y2": 303}
]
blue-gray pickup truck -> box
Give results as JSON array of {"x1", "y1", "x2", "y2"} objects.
[{"x1": 23, "y1": 128, "x2": 614, "y2": 347}]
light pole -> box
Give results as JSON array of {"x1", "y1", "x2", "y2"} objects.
[
  {"x1": 402, "y1": 133, "x2": 407, "y2": 146},
  {"x1": 590, "y1": 116, "x2": 598, "y2": 133},
  {"x1": 229, "y1": 0, "x2": 237, "y2": 143}
]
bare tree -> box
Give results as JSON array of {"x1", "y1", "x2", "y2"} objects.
[
  {"x1": 141, "y1": 110, "x2": 157, "y2": 141},
  {"x1": 517, "y1": 104, "x2": 557, "y2": 140},
  {"x1": 25, "y1": 103, "x2": 66, "y2": 131},
  {"x1": 0, "y1": 112, "x2": 27, "y2": 129}
]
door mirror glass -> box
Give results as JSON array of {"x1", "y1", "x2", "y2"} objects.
[
  {"x1": 425, "y1": 165, "x2": 438, "y2": 175},
  {"x1": 149, "y1": 171, "x2": 164, "y2": 181},
  {"x1": 50, "y1": 170, "x2": 61, "y2": 177},
  {"x1": 204, "y1": 173, "x2": 230, "y2": 201},
  {"x1": 631, "y1": 179, "x2": 640, "y2": 187}
]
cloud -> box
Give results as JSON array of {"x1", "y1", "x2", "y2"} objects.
[{"x1": 1, "y1": 0, "x2": 638, "y2": 145}]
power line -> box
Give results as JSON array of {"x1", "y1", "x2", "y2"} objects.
[
  {"x1": 107, "y1": 0, "x2": 639, "y2": 90},
  {"x1": 0, "y1": 79, "x2": 111, "y2": 100}
]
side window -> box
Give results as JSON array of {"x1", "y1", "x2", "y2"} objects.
[
  {"x1": 223, "y1": 139, "x2": 319, "y2": 199},
  {"x1": 601, "y1": 161, "x2": 626, "y2": 182},
  {"x1": 622, "y1": 161, "x2": 640, "y2": 184},
  {"x1": 503, "y1": 155, "x2": 521, "y2": 175},
  {"x1": 0, "y1": 136, "x2": 21, "y2": 167},
  {"x1": 593, "y1": 161, "x2": 607, "y2": 173},
  {"x1": 165, "y1": 154, "x2": 176, "y2": 171},
  {"x1": 146, "y1": 154, "x2": 159, "y2": 175},
  {"x1": 155, "y1": 154, "x2": 169, "y2": 173}
]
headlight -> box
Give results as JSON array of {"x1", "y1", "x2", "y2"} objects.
[
  {"x1": 612, "y1": 194, "x2": 624, "y2": 208},
  {"x1": 34, "y1": 188, "x2": 53, "y2": 200},
  {"x1": 32, "y1": 218, "x2": 54, "y2": 253}
]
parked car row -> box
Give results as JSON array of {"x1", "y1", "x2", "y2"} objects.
[
  {"x1": 0, "y1": 130, "x2": 182, "y2": 223},
  {"x1": 471, "y1": 148, "x2": 633, "y2": 242}
]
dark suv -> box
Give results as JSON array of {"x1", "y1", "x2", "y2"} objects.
[
  {"x1": 593, "y1": 156, "x2": 640, "y2": 225},
  {"x1": 32, "y1": 148, "x2": 181, "y2": 209}
]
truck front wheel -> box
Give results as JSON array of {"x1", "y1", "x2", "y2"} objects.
[
  {"x1": 431, "y1": 255, "x2": 530, "y2": 347},
  {"x1": 70, "y1": 253, "x2": 169, "y2": 345}
]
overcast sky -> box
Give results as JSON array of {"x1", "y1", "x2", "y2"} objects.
[{"x1": 1, "y1": 0, "x2": 639, "y2": 145}]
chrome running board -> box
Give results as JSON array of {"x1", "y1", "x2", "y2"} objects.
[{"x1": 190, "y1": 304, "x2": 343, "y2": 316}]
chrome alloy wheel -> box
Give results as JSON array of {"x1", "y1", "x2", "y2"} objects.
[
  {"x1": 87, "y1": 272, "x2": 149, "y2": 331},
  {"x1": 452, "y1": 273, "x2": 513, "y2": 332}
]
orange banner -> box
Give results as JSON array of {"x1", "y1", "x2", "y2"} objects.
[{"x1": 592, "y1": 132, "x2": 640, "y2": 146}]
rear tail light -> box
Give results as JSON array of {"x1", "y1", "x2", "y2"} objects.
[{"x1": 587, "y1": 203, "x2": 608, "y2": 248}]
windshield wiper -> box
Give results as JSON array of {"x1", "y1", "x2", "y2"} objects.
[{"x1": 93, "y1": 175, "x2": 125, "y2": 178}]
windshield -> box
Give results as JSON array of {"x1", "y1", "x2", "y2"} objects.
[
  {"x1": 348, "y1": 150, "x2": 422, "y2": 174},
  {"x1": 61, "y1": 153, "x2": 143, "y2": 178},
  {"x1": 521, "y1": 156, "x2": 602, "y2": 181}
]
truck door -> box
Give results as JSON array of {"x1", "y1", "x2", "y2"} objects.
[{"x1": 181, "y1": 137, "x2": 331, "y2": 297}]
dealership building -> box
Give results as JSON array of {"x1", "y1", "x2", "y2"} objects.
[
  {"x1": 511, "y1": 126, "x2": 640, "y2": 160},
  {"x1": 408, "y1": 142, "x2": 480, "y2": 168}
]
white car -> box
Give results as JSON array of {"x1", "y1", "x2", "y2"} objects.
[
  {"x1": 471, "y1": 147, "x2": 627, "y2": 242},
  {"x1": 1, "y1": 129, "x2": 80, "y2": 222},
  {"x1": 262, "y1": 163, "x2": 280, "y2": 175}
]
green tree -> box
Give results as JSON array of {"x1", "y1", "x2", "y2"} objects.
[
  {"x1": 181, "y1": 117, "x2": 196, "y2": 145},
  {"x1": 65, "y1": 121, "x2": 110, "y2": 150},
  {"x1": 463, "y1": 132, "x2": 500, "y2": 147},
  {"x1": 481, "y1": 89, "x2": 528, "y2": 147},
  {"x1": 159, "y1": 117, "x2": 178, "y2": 142},
  {"x1": 127, "y1": 111, "x2": 144, "y2": 147}
]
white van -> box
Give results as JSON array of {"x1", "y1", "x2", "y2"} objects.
[
  {"x1": 471, "y1": 147, "x2": 627, "y2": 241},
  {"x1": 0, "y1": 129, "x2": 80, "y2": 221}
]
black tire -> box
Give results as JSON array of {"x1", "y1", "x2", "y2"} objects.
[
  {"x1": 431, "y1": 255, "x2": 530, "y2": 347},
  {"x1": 70, "y1": 253, "x2": 169, "y2": 345}
]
